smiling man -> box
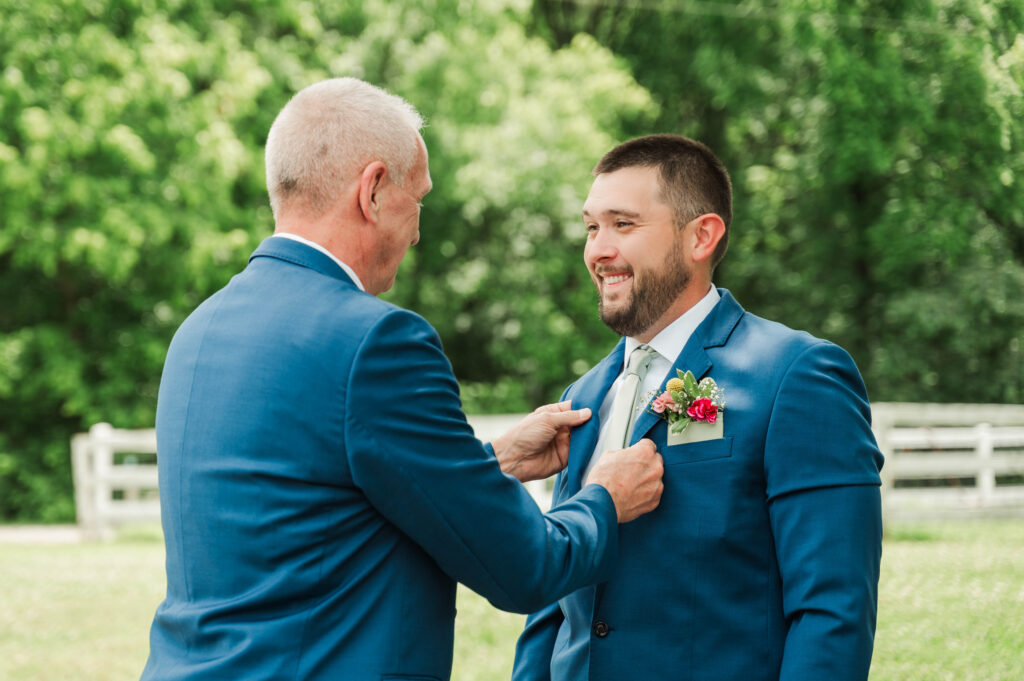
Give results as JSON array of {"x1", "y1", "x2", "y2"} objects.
[{"x1": 513, "y1": 134, "x2": 884, "y2": 681}]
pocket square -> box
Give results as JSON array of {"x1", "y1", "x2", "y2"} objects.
[{"x1": 666, "y1": 415, "x2": 724, "y2": 446}]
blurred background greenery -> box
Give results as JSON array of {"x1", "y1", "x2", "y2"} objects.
[{"x1": 1, "y1": 0, "x2": 1023, "y2": 522}]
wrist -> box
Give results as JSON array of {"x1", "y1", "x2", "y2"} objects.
[
  {"x1": 499, "y1": 449, "x2": 529, "y2": 482},
  {"x1": 491, "y1": 436, "x2": 515, "y2": 473}
]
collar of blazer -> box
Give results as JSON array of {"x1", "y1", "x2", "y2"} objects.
[
  {"x1": 565, "y1": 289, "x2": 745, "y2": 493},
  {"x1": 564, "y1": 340, "x2": 626, "y2": 494},
  {"x1": 249, "y1": 236, "x2": 362, "y2": 289}
]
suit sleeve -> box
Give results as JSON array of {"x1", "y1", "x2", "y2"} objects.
[
  {"x1": 764, "y1": 341, "x2": 884, "y2": 681},
  {"x1": 345, "y1": 308, "x2": 619, "y2": 614}
]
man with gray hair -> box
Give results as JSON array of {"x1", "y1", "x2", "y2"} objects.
[{"x1": 140, "y1": 78, "x2": 664, "y2": 681}]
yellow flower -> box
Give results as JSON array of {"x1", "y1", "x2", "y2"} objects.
[{"x1": 666, "y1": 377, "x2": 685, "y2": 393}]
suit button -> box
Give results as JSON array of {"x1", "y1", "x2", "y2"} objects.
[{"x1": 593, "y1": 620, "x2": 610, "y2": 638}]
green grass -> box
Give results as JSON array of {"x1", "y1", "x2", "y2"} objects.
[
  {"x1": 872, "y1": 520, "x2": 1024, "y2": 681},
  {"x1": 1, "y1": 520, "x2": 1022, "y2": 681},
  {"x1": 0, "y1": 526, "x2": 166, "y2": 681}
]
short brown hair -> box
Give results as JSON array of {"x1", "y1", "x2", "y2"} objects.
[{"x1": 594, "y1": 134, "x2": 732, "y2": 267}]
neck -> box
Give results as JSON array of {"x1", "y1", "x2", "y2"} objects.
[{"x1": 275, "y1": 186, "x2": 379, "y2": 277}]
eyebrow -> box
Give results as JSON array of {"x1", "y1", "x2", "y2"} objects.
[{"x1": 581, "y1": 208, "x2": 642, "y2": 219}]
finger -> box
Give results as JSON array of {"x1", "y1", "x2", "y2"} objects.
[
  {"x1": 544, "y1": 407, "x2": 591, "y2": 429},
  {"x1": 534, "y1": 400, "x2": 574, "y2": 414}
]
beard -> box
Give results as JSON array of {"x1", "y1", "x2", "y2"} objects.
[{"x1": 597, "y1": 245, "x2": 691, "y2": 338}]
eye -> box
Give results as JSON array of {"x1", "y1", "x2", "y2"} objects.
[
  {"x1": 585, "y1": 223, "x2": 598, "y2": 234},
  {"x1": 615, "y1": 220, "x2": 633, "y2": 229}
]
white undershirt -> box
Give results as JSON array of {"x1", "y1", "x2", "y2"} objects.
[
  {"x1": 583, "y1": 286, "x2": 721, "y2": 481},
  {"x1": 272, "y1": 233, "x2": 365, "y2": 292}
]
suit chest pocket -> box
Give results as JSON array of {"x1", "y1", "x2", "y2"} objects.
[{"x1": 662, "y1": 436, "x2": 733, "y2": 465}]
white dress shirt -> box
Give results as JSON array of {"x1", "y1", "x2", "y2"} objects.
[
  {"x1": 583, "y1": 286, "x2": 721, "y2": 481},
  {"x1": 272, "y1": 233, "x2": 365, "y2": 292}
]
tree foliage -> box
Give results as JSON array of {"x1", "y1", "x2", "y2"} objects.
[
  {"x1": 0, "y1": 0, "x2": 651, "y2": 520},
  {"x1": 2, "y1": 0, "x2": 1023, "y2": 521},
  {"x1": 531, "y1": 0, "x2": 1024, "y2": 404}
]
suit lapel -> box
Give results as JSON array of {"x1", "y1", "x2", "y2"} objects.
[
  {"x1": 558, "y1": 344, "x2": 623, "y2": 628},
  {"x1": 629, "y1": 344, "x2": 711, "y2": 445},
  {"x1": 564, "y1": 340, "x2": 625, "y2": 494},
  {"x1": 630, "y1": 289, "x2": 745, "y2": 444}
]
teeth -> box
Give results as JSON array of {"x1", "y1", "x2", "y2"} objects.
[{"x1": 604, "y1": 274, "x2": 631, "y2": 284}]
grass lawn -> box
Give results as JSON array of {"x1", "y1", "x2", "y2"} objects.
[
  {"x1": 871, "y1": 521, "x2": 1024, "y2": 681},
  {"x1": 1, "y1": 520, "x2": 1022, "y2": 681}
]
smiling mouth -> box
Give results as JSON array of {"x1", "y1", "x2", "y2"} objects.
[{"x1": 600, "y1": 272, "x2": 633, "y2": 287}]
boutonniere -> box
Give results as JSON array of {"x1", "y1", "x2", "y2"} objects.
[{"x1": 649, "y1": 370, "x2": 726, "y2": 434}]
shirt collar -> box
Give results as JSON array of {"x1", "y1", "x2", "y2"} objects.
[
  {"x1": 623, "y1": 285, "x2": 721, "y2": 368},
  {"x1": 271, "y1": 233, "x2": 365, "y2": 291}
]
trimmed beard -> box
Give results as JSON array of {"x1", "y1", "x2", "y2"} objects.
[{"x1": 598, "y1": 244, "x2": 691, "y2": 338}]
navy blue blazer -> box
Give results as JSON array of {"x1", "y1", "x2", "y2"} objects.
[
  {"x1": 513, "y1": 290, "x2": 883, "y2": 681},
  {"x1": 141, "y1": 238, "x2": 619, "y2": 681}
]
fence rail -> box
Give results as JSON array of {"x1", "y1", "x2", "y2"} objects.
[
  {"x1": 872, "y1": 404, "x2": 1024, "y2": 520},
  {"x1": 71, "y1": 403, "x2": 1024, "y2": 538},
  {"x1": 71, "y1": 423, "x2": 159, "y2": 540},
  {"x1": 70, "y1": 415, "x2": 545, "y2": 539}
]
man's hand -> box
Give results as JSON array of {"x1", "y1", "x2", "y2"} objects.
[
  {"x1": 492, "y1": 401, "x2": 592, "y2": 482},
  {"x1": 585, "y1": 439, "x2": 664, "y2": 523}
]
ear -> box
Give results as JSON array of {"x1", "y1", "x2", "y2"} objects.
[
  {"x1": 357, "y1": 161, "x2": 388, "y2": 224},
  {"x1": 689, "y1": 214, "x2": 726, "y2": 265}
]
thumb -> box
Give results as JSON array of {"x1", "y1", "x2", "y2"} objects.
[
  {"x1": 545, "y1": 407, "x2": 592, "y2": 429},
  {"x1": 534, "y1": 400, "x2": 574, "y2": 414},
  {"x1": 632, "y1": 438, "x2": 657, "y2": 454}
]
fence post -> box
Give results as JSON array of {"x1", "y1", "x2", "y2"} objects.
[
  {"x1": 90, "y1": 422, "x2": 115, "y2": 540},
  {"x1": 976, "y1": 422, "x2": 995, "y2": 506},
  {"x1": 872, "y1": 409, "x2": 894, "y2": 529},
  {"x1": 70, "y1": 433, "x2": 96, "y2": 539}
]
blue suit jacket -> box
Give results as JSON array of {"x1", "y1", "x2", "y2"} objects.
[
  {"x1": 141, "y1": 238, "x2": 619, "y2": 681},
  {"x1": 513, "y1": 290, "x2": 883, "y2": 681}
]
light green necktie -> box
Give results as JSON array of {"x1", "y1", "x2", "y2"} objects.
[{"x1": 604, "y1": 345, "x2": 658, "y2": 449}]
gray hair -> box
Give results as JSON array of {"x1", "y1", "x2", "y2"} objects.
[{"x1": 265, "y1": 77, "x2": 425, "y2": 219}]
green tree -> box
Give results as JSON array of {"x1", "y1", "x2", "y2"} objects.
[
  {"x1": 364, "y1": 2, "x2": 656, "y2": 410},
  {"x1": 0, "y1": 0, "x2": 652, "y2": 520},
  {"x1": 1, "y1": 1, "x2": 278, "y2": 520},
  {"x1": 531, "y1": 0, "x2": 1024, "y2": 403}
]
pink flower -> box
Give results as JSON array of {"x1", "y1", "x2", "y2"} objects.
[
  {"x1": 686, "y1": 398, "x2": 718, "y2": 423},
  {"x1": 651, "y1": 391, "x2": 676, "y2": 414}
]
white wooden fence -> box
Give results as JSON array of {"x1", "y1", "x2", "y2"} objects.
[
  {"x1": 69, "y1": 415, "x2": 547, "y2": 539},
  {"x1": 71, "y1": 403, "x2": 1024, "y2": 538},
  {"x1": 70, "y1": 422, "x2": 159, "y2": 540},
  {"x1": 872, "y1": 403, "x2": 1024, "y2": 520}
]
